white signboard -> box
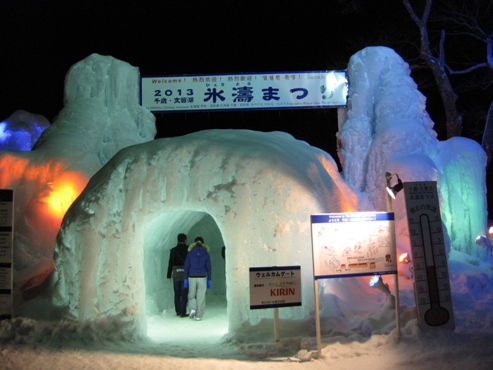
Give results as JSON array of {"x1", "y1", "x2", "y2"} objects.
[
  {"x1": 0, "y1": 189, "x2": 13, "y2": 320},
  {"x1": 311, "y1": 212, "x2": 397, "y2": 279},
  {"x1": 403, "y1": 181, "x2": 455, "y2": 331},
  {"x1": 249, "y1": 266, "x2": 301, "y2": 309},
  {"x1": 141, "y1": 70, "x2": 348, "y2": 112}
]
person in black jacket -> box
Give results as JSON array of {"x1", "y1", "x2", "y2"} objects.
[{"x1": 166, "y1": 233, "x2": 189, "y2": 317}]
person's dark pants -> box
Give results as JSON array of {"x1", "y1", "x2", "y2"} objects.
[{"x1": 173, "y1": 279, "x2": 188, "y2": 315}]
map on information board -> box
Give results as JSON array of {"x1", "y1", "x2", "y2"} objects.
[{"x1": 311, "y1": 212, "x2": 397, "y2": 279}]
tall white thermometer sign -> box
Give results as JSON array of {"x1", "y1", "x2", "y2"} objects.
[{"x1": 403, "y1": 181, "x2": 455, "y2": 331}]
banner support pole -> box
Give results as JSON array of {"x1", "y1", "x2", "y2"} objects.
[{"x1": 274, "y1": 307, "x2": 280, "y2": 342}]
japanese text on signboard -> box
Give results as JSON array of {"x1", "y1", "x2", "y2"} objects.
[
  {"x1": 140, "y1": 71, "x2": 347, "y2": 112},
  {"x1": 249, "y1": 266, "x2": 302, "y2": 309}
]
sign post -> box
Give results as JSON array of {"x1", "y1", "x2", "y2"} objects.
[
  {"x1": 249, "y1": 266, "x2": 302, "y2": 341},
  {"x1": 0, "y1": 189, "x2": 13, "y2": 320},
  {"x1": 310, "y1": 212, "x2": 399, "y2": 356}
]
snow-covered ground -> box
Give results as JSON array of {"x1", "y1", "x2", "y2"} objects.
[{"x1": 2, "y1": 249, "x2": 493, "y2": 369}]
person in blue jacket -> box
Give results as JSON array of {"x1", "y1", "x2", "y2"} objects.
[{"x1": 184, "y1": 236, "x2": 212, "y2": 321}]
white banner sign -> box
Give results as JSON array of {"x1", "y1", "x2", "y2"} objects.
[
  {"x1": 311, "y1": 212, "x2": 397, "y2": 279},
  {"x1": 141, "y1": 71, "x2": 347, "y2": 112},
  {"x1": 249, "y1": 266, "x2": 302, "y2": 309}
]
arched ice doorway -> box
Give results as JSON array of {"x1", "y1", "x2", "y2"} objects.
[{"x1": 142, "y1": 210, "x2": 228, "y2": 342}]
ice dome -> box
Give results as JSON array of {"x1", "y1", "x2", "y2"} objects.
[{"x1": 53, "y1": 129, "x2": 357, "y2": 337}]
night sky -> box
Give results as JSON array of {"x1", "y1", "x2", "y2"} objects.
[
  {"x1": 0, "y1": 1, "x2": 413, "y2": 156},
  {"x1": 1, "y1": 1, "x2": 490, "y2": 157}
]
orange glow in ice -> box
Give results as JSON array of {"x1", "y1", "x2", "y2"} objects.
[
  {"x1": 43, "y1": 171, "x2": 88, "y2": 219},
  {"x1": 45, "y1": 181, "x2": 80, "y2": 218},
  {"x1": 0, "y1": 153, "x2": 88, "y2": 221}
]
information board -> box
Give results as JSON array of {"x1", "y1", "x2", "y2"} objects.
[
  {"x1": 311, "y1": 212, "x2": 397, "y2": 279},
  {"x1": 403, "y1": 181, "x2": 455, "y2": 331},
  {"x1": 141, "y1": 70, "x2": 348, "y2": 112},
  {"x1": 0, "y1": 189, "x2": 13, "y2": 320},
  {"x1": 249, "y1": 266, "x2": 301, "y2": 309}
]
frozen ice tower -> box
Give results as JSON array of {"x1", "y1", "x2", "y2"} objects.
[
  {"x1": 338, "y1": 46, "x2": 487, "y2": 259},
  {"x1": 0, "y1": 54, "x2": 156, "y2": 306}
]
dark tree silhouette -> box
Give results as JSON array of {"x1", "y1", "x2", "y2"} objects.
[
  {"x1": 403, "y1": 0, "x2": 493, "y2": 162},
  {"x1": 403, "y1": 0, "x2": 463, "y2": 138}
]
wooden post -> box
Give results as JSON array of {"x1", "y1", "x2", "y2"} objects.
[
  {"x1": 386, "y1": 173, "x2": 401, "y2": 340},
  {"x1": 314, "y1": 279, "x2": 322, "y2": 356},
  {"x1": 393, "y1": 273, "x2": 401, "y2": 339},
  {"x1": 274, "y1": 307, "x2": 280, "y2": 342}
]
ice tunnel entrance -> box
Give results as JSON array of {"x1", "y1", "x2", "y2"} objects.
[{"x1": 143, "y1": 210, "x2": 229, "y2": 342}]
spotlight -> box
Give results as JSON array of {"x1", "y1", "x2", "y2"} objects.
[
  {"x1": 369, "y1": 274, "x2": 395, "y2": 308},
  {"x1": 476, "y1": 235, "x2": 493, "y2": 271},
  {"x1": 385, "y1": 173, "x2": 403, "y2": 199},
  {"x1": 369, "y1": 274, "x2": 390, "y2": 295},
  {"x1": 475, "y1": 235, "x2": 493, "y2": 252}
]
